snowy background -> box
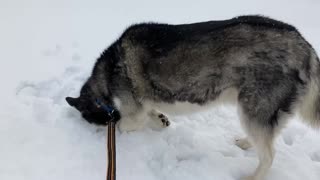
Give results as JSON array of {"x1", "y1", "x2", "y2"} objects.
[{"x1": 1, "y1": 0, "x2": 320, "y2": 180}]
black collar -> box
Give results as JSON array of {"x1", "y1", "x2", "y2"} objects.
[{"x1": 95, "y1": 99, "x2": 116, "y2": 121}]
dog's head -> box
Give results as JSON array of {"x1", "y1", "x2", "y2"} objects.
[{"x1": 65, "y1": 83, "x2": 120, "y2": 125}]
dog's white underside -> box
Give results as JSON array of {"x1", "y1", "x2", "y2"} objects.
[{"x1": 114, "y1": 87, "x2": 290, "y2": 180}]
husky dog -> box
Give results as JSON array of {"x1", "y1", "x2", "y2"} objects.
[{"x1": 66, "y1": 15, "x2": 320, "y2": 180}]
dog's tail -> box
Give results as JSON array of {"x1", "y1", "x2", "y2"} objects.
[{"x1": 299, "y1": 50, "x2": 320, "y2": 129}]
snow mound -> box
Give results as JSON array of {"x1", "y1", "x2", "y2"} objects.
[{"x1": 1, "y1": 63, "x2": 318, "y2": 180}]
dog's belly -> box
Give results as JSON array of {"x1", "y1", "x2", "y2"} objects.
[{"x1": 144, "y1": 88, "x2": 239, "y2": 116}]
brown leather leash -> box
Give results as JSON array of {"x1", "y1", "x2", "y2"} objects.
[
  {"x1": 106, "y1": 120, "x2": 117, "y2": 180},
  {"x1": 95, "y1": 99, "x2": 118, "y2": 180}
]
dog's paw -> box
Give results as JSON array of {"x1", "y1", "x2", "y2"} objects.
[
  {"x1": 158, "y1": 113, "x2": 171, "y2": 127},
  {"x1": 235, "y1": 137, "x2": 252, "y2": 150},
  {"x1": 149, "y1": 110, "x2": 170, "y2": 128}
]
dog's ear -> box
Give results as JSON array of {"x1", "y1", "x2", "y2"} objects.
[{"x1": 65, "y1": 97, "x2": 80, "y2": 107}]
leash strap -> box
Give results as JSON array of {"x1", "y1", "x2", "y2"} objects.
[
  {"x1": 106, "y1": 120, "x2": 116, "y2": 180},
  {"x1": 95, "y1": 98, "x2": 117, "y2": 180}
]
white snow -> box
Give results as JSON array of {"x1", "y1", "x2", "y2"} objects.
[{"x1": 1, "y1": 0, "x2": 320, "y2": 180}]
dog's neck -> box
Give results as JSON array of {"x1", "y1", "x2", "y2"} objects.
[{"x1": 89, "y1": 45, "x2": 120, "y2": 101}]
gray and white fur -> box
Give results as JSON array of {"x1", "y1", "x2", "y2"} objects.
[{"x1": 66, "y1": 15, "x2": 320, "y2": 180}]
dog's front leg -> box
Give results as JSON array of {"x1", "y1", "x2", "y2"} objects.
[
  {"x1": 118, "y1": 109, "x2": 149, "y2": 132},
  {"x1": 148, "y1": 109, "x2": 171, "y2": 127}
]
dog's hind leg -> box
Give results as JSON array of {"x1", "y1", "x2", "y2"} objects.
[
  {"x1": 243, "y1": 128, "x2": 275, "y2": 180},
  {"x1": 239, "y1": 106, "x2": 277, "y2": 180},
  {"x1": 238, "y1": 96, "x2": 292, "y2": 179},
  {"x1": 236, "y1": 69, "x2": 298, "y2": 179}
]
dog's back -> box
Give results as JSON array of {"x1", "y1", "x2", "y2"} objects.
[{"x1": 120, "y1": 16, "x2": 316, "y2": 113}]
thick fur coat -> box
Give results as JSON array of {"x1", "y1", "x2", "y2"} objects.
[{"x1": 66, "y1": 15, "x2": 320, "y2": 180}]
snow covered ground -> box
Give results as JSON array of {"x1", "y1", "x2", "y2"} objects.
[{"x1": 1, "y1": 0, "x2": 320, "y2": 180}]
